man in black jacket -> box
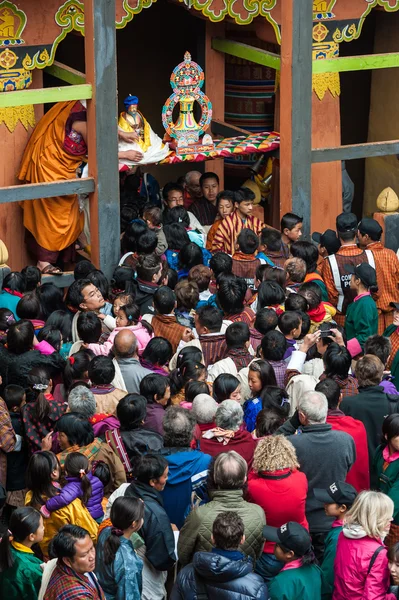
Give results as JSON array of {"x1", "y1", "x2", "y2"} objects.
[{"x1": 133, "y1": 253, "x2": 163, "y2": 316}]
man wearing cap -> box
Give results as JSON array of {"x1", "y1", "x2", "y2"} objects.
[
  {"x1": 384, "y1": 303, "x2": 399, "y2": 390},
  {"x1": 321, "y1": 213, "x2": 374, "y2": 326},
  {"x1": 312, "y1": 229, "x2": 341, "y2": 262},
  {"x1": 344, "y1": 263, "x2": 378, "y2": 352},
  {"x1": 357, "y1": 217, "x2": 399, "y2": 334},
  {"x1": 263, "y1": 521, "x2": 323, "y2": 600}
]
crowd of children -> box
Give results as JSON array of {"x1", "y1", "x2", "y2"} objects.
[{"x1": 0, "y1": 168, "x2": 398, "y2": 599}]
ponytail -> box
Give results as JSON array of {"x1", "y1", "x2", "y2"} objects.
[
  {"x1": 0, "y1": 507, "x2": 41, "y2": 572},
  {"x1": 27, "y1": 367, "x2": 50, "y2": 421},
  {"x1": 103, "y1": 496, "x2": 144, "y2": 565},
  {"x1": 80, "y1": 471, "x2": 92, "y2": 506},
  {"x1": 103, "y1": 527, "x2": 124, "y2": 565},
  {"x1": 64, "y1": 452, "x2": 92, "y2": 506}
]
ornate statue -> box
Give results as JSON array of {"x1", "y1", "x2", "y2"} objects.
[{"x1": 118, "y1": 94, "x2": 170, "y2": 166}]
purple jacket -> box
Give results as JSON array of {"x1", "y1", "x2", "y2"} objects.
[
  {"x1": 143, "y1": 403, "x2": 166, "y2": 436},
  {"x1": 92, "y1": 415, "x2": 120, "y2": 437},
  {"x1": 45, "y1": 472, "x2": 104, "y2": 520},
  {"x1": 380, "y1": 378, "x2": 399, "y2": 395}
]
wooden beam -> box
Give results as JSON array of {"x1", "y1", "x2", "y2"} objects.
[
  {"x1": 0, "y1": 178, "x2": 95, "y2": 203},
  {"x1": 211, "y1": 119, "x2": 250, "y2": 137},
  {"x1": 45, "y1": 61, "x2": 86, "y2": 85},
  {"x1": 312, "y1": 140, "x2": 399, "y2": 163},
  {"x1": 85, "y1": 0, "x2": 120, "y2": 281},
  {"x1": 0, "y1": 84, "x2": 92, "y2": 108},
  {"x1": 206, "y1": 22, "x2": 225, "y2": 187},
  {"x1": 313, "y1": 52, "x2": 399, "y2": 74},
  {"x1": 212, "y1": 38, "x2": 281, "y2": 71}
]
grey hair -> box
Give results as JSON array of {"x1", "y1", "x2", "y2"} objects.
[
  {"x1": 68, "y1": 386, "x2": 96, "y2": 419},
  {"x1": 215, "y1": 400, "x2": 243, "y2": 431},
  {"x1": 163, "y1": 406, "x2": 196, "y2": 447},
  {"x1": 212, "y1": 451, "x2": 247, "y2": 490},
  {"x1": 298, "y1": 390, "x2": 328, "y2": 424},
  {"x1": 192, "y1": 394, "x2": 218, "y2": 424},
  {"x1": 113, "y1": 332, "x2": 138, "y2": 358}
]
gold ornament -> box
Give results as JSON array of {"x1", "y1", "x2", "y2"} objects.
[
  {"x1": 0, "y1": 104, "x2": 35, "y2": 132},
  {"x1": 0, "y1": 47, "x2": 16, "y2": 69}
]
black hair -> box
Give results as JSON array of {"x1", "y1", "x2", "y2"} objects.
[
  {"x1": 249, "y1": 359, "x2": 277, "y2": 391},
  {"x1": 281, "y1": 212, "x2": 303, "y2": 231},
  {"x1": 27, "y1": 366, "x2": 51, "y2": 421},
  {"x1": 257, "y1": 281, "x2": 285, "y2": 310},
  {"x1": 382, "y1": 414, "x2": 399, "y2": 446},
  {"x1": 261, "y1": 386, "x2": 290, "y2": 418},
  {"x1": 255, "y1": 408, "x2": 286, "y2": 436},
  {"x1": 166, "y1": 268, "x2": 178, "y2": 290},
  {"x1": 104, "y1": 497, "x2": 145, "y2": 565},
  {"x1": 184, "y1": 380, "x2": 210, "y2": 403},
  {"x1": 285, "y1": 293, "x2": 308, "y2": 313},
  {"x1": 216, "y1": 190, "x2": 236, "y2": 206},
  {"x1": 364, "y1": 335, "x2": 392, "y2": 367},
  {"x1": 21, "y1": 265, "x2": 42, "y2": 291},
  {"x1": 164, "y1": 223, "x2": 190, "y2": 251},
  {"x1": 51, "y1": 525, "x2": 90, "y2": 559},
  {"x1": 134, "y1": 453, "x2": 168, "y2": 483},
  {"x1": 140, "y1": 373, "x2": 170, "y2": 404},
  {"x1": 260, "y1": 228, "x2": 282, "y2": 252},
  {"x1": 298, "y1": 311, "x2": 311, "y2": 339},
  {"x1": 46, "y1": 310, "x2": 73, "y2": 344},
  {"x1": 55, "y1": 412, "x2": 95, "y2": 447},
  {"x1": 225, "y1": 321, "x2": 250, "y2": 349},
  {"x1": 64, "y1": 348, "x2": 94, "y2": 390},
  {"x1": 3, "y1": 384, "x2": 25, "y2": 410},
  {"x1": 169, "y1": 360, "x2": 206, "y2": 396},
  {"x1": 26, "y1": 451, "x2": 60, "y2": 508},
  {"x1": 175, "y1": 346, "x2": 203, "y2": 367},
  {"x1": 195, "y1": 305, "x2": 223, "y2": 332},
  {"x1": 278, "y1": 311, "x2": 302, "y2": 336},
  {"x1": 213, "y1": 374, "x2": 240, "y2": 403},
  {"x1": 66, "y1": 279, "x2": 92, "y2": 310},
  {"x1": 0, "y1": 507, "x2": 42, "y2": 571},
  {"x1": 64, "y1": 452, "x2": 92, "y2": 505},
  {"x1": 323, "y1": 343, "x2": 352, "y2": 379},
  {"x1": 136, "y1": 253, "x2": 162, "y2": 283},
  {"x1": 2, "y1": 271, "x2": 26, "y2": 294},
  {"x1": 261, "y1": 265, "x2": 287, "y2": 290},
  {"x1": 237, "y1": 229, "x2": 259, "y2": 255},
  {"x1": 87, "y1": 270, "x2": 109, "y2": 301},
  {"x1": 91, "y1": 460, "x2": 111, "y2": 488},
  {"x1": 118, "y1": 303, "x2": 153, "y2": 336},
  {"x1": 254, "y1": 308, "x2": 278, "y2": 335},
  {"x1": 136, "y1": 229, "x2": 158, "y2": 255},
  {"x1": 163, "y1": 182, "x2": 184, "y2": 201},
  {"x1": 200, "y1": 172, "x2": 219, "y2": 187},
  {"x1": 315, "y1": 378, "x2": 341, "y2": 410},
  {"x1": 7, "y1": 319, "x2": 34, "y2": 354},
  {"x1": 236, "y1": 186, "x2": 256, "y2": 202},
  {"x1": 88, "y1": 356, "x2": 115, "y2": 386},
  {"x1": 261, "y1": 330, "x2": 288, "y2": 362},
  {"x1": 37, "y1": 283, "x2": 66, "y2": 319},
  {"x1": 111, "y1": 266, "x2": 136, "y2": 296},
  {"x1": 217, "y1": 276, "x2": 247, "y2": 315},
  {"x1": 163, "y1": 206, "x2": 190, "y2": 228},
  {"x1": 0, "y1": 308, "x2": 15, "y2": 332},
  {"x1": 210, "y1": 252, "x2": 233, "y2": 278},
  {"x1": 179, "y1": 242, "x2": 203, "y2": 271},
  {"x1": 290, "y1": 241, "x2": 319, "y2": 274},
  {"x1": 74, "y1": 260, "x2": 96, "y2": 280},
  {"x1": 141, "y1": 337, "x2": 173, "y2": 367},
  {"x1": 76, "y1": 312, "x2": 101, "y2": 344},
  {"x1": 298, "y1": 281, "x2": 322, "y2": 310},
  {"x1": 16, "y1": 291, "x2": 42, "y2": 320},
  {"x1": 37, "y1": 325, "x2": 62, "y2": 352},
  {"x1": 117, "y1": 393, "x2": 147, "y2": 430},
  {"x1": 153, "y1": 286, "x2": 176, "y2": 315},
  {"x1": 121, "y1": 219, "x2": 148, "y2": 254}
]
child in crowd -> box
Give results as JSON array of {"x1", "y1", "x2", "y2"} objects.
[
  {"x1": 178, "y1": 242, "x2": 211, "y2": 279},
  {"x1": 313, "y1": 481, "x2": 357, "y2": 600},
  {"x1": 285, "y1": 257, "x2": 307, "y2": 293},
  {"x1": 95, "y1": 496, "x2": 144, "y2": 600},
  {"x1": 88, "y1": 355, "x2": 126, "y2": 415},
  {"x1": 213, "y1": 373, "x2": 242, "y2": 403},
  {"x1": 281, "y1": 212, "x2": 303, "y2": 247},
  {"x1": 256, "y1": 281, "x2": 285, "y2": 315},
  {"x1": 174, "y1": 280, "x2": 199, "y2": 328},
  {"x1": 143, "y1": 204, "x2": 168, "y2": 256},
  {"x1": 206, "y1": 190, "x2": 235, "y2": 251},
  {"x1": 298, "y1": 281, "x2": 336, "y2": 334},
  {"x1": 3, "y1": 385, "x2": 28, "y2": 516},
  {"x1": 169, "y1": 359, "x2": 206, "y2": 405},
  {"x1": 265, "y1": 521, "x2": 322, "y2": 600},
  {"x1": 285, "y1": 293, "x2": 308, "y2": 313},
  {"x1": 140, "y1": 373, "x2": 171, "y2": 435},
  {"x1": 144, "y1": 286, "x2": 192, "y2": 353},
  {"x1": 209, "y1": 251, "x2": 232, "y2": 294},
  {"x1": 188, "y1": 264, "x2": 212, "y2": 307},
  {"x1": 243, "y1": 360, "x2": 278, "y2": 432},
  {"x1": 41, "y1": 452, "x2": 105, "y2": 523},
  {"x1": 0, "y1": 307, "x2": 15, "y2": 344},
  {"x1": 232, "y1": 229, "x2": 261, "y2": 290},
  {"x1": 278, "y1": 311, "x2": 303, "y2": 361},
  {"x1": 345, "y1": 263, "x2": 379, "y2": 353},
  {"x1": 260, "y1": 330, "x2": 288, "y2": 388},
  {"x1": 258, "y1": 228, "x2": 290, "y2": 268}
]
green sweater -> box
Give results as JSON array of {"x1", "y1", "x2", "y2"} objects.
[
  {"x1": 321, "y1": 523, "x2": 343, "y2": 600},
  {"x1": 374, "y1": 445, "x2": 399, "y2": 525},
  {"x1": 268, "y1": 563, "x2": 323, "y2": 600},
  {"x1": 0, "y1": 544, "x2": 43, "y2": 600},
  {"x1": 345, "y1": 294, "x2": 378, "y2": 350}
]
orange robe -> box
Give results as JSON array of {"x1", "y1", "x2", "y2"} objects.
[{"x1": 18, "y1": 101, "x2": 84, "y2": 252}]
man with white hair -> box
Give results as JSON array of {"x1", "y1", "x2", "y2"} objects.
[
  {"x1": 278, "y1": 390, "x2": 355, "y2": 562},
  {"x1": 68, "y1": 385, "x2": 120, "y2": 437}
]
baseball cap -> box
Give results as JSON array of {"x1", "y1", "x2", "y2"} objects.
[
  {"x1": 345, "y1": 262, "x2": 377, "y2": 288},
  {"x1": 358, "y1": 218, "x2": 383, "y2": 239},
  {"x1": 336, "y1": 212, "x2": 358, "y2": 233},
  {"x1": 262, "y1": 521, "x2": 312, "y2": 556},
  {"x1": 314, "y1": 481, "x2": 357, "y2": 506},
  {"x1": 312, "y1": 229, "x2": 341, "y2": 255},
  {"x1": 390, "y1": 302, "x2": 399, "y2": 310}
]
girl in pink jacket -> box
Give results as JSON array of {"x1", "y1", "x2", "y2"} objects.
[
  {"x1": 88, "y1": 303, "x2": 153, "y2": 357},
  {"x1": 333, "y1": 490, "x2": 394, "y2": 600}
]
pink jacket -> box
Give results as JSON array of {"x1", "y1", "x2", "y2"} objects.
[
  {"x1": 88, "y1": 324, "x2": 153, "y2": 356},
  {"x1": 333, "y1": 529, "x2": 392, "y2": 600}
]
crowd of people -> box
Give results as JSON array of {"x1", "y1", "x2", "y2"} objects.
[{"x1": 0, "y1": 168, "x2": 399, "y2": 599}]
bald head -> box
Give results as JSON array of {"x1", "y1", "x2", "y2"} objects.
[{"x1": 113, "y1": 329, "x2": 138, "y2": 358}]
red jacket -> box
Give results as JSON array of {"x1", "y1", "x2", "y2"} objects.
[
  {"x1": 247, "y1": 468, "x2": 308, "y2": 553},
  {"x1": 200, "y1": 429, "x2": 256, "y2": 468},
  {"x1": 327, "y1": 409, "x2": 370, "y2": 492}
]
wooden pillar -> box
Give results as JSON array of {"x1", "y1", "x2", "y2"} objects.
[
  {"x1": 205, "y1": 21, "x2": 225, "y2": 187},
  {"x1": 279, "y1": 0, "x2": 313, "y2": 237},
  {"x1": 84, "y1": 0, "x2": 120, "y2": 280}
]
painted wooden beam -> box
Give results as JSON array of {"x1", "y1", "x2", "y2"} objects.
[
  {"x1": 312, "y1": 140, "x2": 399, "y2": 163},
  {"x1": 45, "y1": 61, "x2": 86, "y2": 85},
  {"x1": 0, "y1": 178, "x2": 95, "y2": 203},
  {"x1": 313, "y1": 52, "x2": 399, "y2": 74},
  {"x1": 0, "y1": 84, "x2": 92, "y2": 108},
  {"x1": 212, "y1": 38, "x2": 281, "y2": 70}
]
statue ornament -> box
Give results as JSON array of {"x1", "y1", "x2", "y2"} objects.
[{"x1": 162, "y1": 51, "x2": 214, "y2": 155}]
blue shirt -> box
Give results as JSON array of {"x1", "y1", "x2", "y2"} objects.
[{"x1": 243, "y1": 397, "x2": 262, "y2": 433}]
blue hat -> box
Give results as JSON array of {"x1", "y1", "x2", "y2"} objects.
[{"x1": 124, "y1": 95, "x2": 139, "y2": 110}]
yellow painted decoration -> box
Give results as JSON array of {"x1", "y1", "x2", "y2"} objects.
[
  {"x1": 0, "y1": 67, "x2": 31, "y2": 91},
  {"x1": 22, "y1": 48, "x2": 50, "y2": 70},
  {"x1": 0, "y1": 1, "x2": 27, "y2": 46},
  {"x1": 0, "y1": 103, "x2": 35, "y2": 132},
  {"x1": 312, "y1": 41, "x2": 340, "y2": 100},
  {"x1": 313, "y1": 23, "x2": 328, "y2": 42},
  {"x1": 0, "y1": 47, "x2": 16, "y2": 68}
]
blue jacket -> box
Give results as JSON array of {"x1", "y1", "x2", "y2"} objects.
[
  {"x1": 161, "y1": 447, "x2": 211, "y2": 529},
  {"x1": 0, "y1": 290, "x2": 20, "y2": 320},
  {"x1": 171, "y1": 549, "x2": 267, "y2": 600},
  {"x1": 45, "y1": 472, "x2": 104, "y2": 520}
]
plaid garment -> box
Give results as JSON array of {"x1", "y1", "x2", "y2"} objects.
[
  {"x1": 227, "y1": 307, "x2": 256, "y2": 327},
  {"x1": 57, "y1": 438, "x2": 104, "y2": 470},
  {"x1": 366, "y1": 242, "x2": 399, "y2": 333},
  {"x1": 232, "y1": 253, "x2": 261, "y2": 290},
  {"x1": 0, "y1": 397, "x2": 16, "y2": 487},
  {"x1": 22, "y1": 393, "x2": 67, "y2": 455},
  {"x1": 44, "y1": 560, "x2": 105, "y2": 600},
  {"x1": 319, "y1": 372, "x2": 359, "y2": 397},
  {"x1": 199, "y1": 333, "x2": 227, "y2": 367},
  {"x1": 190, "y1": 197, "x2": 218, "y2": 226},
  {"x1": 263, "y1": 248, "x2": 291, "y2": 268},
  {"x1": 151, "y1": 314, "x2": 187, "y2": 353},
  {"x1": 225, "y1": 348, "x2": 253, "y2": 370},
  {"x1": 212, "y1": 211, "x2": 265, "y2": 255},
  {"x1": 269, "y1": 359, "x2": 288, "y2": 388},
  {"x1": 386, "y1": 328, "x2": 399, "y2": 371}
]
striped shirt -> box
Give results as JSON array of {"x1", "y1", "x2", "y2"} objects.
[
  {"x1": 212, "y1": 210, "x2": 265, "y2": 255},
  {"x1": 366, "y1": 242, "x2": 399, "y2": 312}
]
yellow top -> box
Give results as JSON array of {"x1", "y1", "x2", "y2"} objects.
[{"x1": 118, "y1": 110, "x2": 152, "y2": 153}]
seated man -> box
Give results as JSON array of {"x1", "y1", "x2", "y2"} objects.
[
  {"x1": 163, "y1": 182, "x2": 206, "y2": 234},
  {"x1": 132, "y1": 253, "x2": 163, "y2": 316},
  {"x1": 68, "y1": 278, "x2": 113, "y2": 343},
  {"x1": 190, "y1": 172, "x2": 219, "y2": 228}
]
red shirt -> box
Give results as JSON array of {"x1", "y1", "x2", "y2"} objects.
[{"x1": 200, "y1": 429, "x2": 256, "y2": 468}]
